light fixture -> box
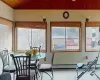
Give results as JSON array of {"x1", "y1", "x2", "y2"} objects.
[
  {"x1": 72, "y1": 0, "x2": 76, "y2": 1},
  {"x1": 86, "y1": 18, "x2": 89, "y2": 22},
  {"x1": 43, "y1": 16, "x2": 46, "y2": 22}
]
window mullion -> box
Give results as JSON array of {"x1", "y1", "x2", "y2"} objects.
[
  {"x1": 65, "y1": 27, "x2": 66, "y2": 50},
  {"x1": 30, "y1": 29, "x2": 32, "y2": 49}
]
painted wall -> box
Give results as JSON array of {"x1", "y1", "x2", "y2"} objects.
[
  {"x1": 0, "y1": 1, "x2": 14, "y2": 21},
  {"x1": 14, "y1": 10, "x2": 100, "y2": 64}
]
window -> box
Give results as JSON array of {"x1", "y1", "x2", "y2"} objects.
[
  {"x1": 51, "y1": 22, "x2": 81, "y2": 52},
  {"x1": 86, "y1": 22, "x2": 100, "y2": 51},
  {"x1": 15, "y1": 22, "x2": 47, "y2": 52},
  {"x1": 0, "y1": 18, "x2": 12, "y2": 50}
]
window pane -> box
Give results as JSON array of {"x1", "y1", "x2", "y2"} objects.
[
  {"x1": 86, "y1": 27, "x2": 99, "y2": 51},
  {"x1": 66, "y1": 27, "x2": 79, "y2": 50},
  {"x1": 52, "y1": 27, "x2": 65, "y2": 50},
  {"x1": 0, "y1": 24, "x2": 12, "y2": 50},
  {"x1": 32, "y1": 29, "x2": 45, "y2": 50},
  {"x1": 17, "y1": 28, "x2": 31, "y2": 50},
  {"x1": 17, "y1": 28, "x2": 46, "y2": 50}
]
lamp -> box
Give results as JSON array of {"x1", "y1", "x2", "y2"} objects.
[
  {"x1": 86, "y1": 18, "x2": 89, "y2": 22},
  {"x1": 43, "y1": 16, "x2": 46, "y2": 22}
]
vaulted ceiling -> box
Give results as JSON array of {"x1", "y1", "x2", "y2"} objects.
[{"x1": 2, "y1": 0, "x2": 100, "y2": 9}]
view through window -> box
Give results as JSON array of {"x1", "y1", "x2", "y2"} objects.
[
  {"x1": 86, "y1": 27, "x2": 100, "y2": 51},
  {"x1": 51, "y1": 22, "x2": 81, "y2": 51},
  {"x1": 17, "y1": 28, "x2": 46, "y2": 51},
  {"x1": 52, "y1": 27, "x2": 79, "y2": 51}
]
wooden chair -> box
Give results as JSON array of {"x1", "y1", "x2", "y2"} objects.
[{"x1": 11, "y1": 54, "x2": 35, "y2": 80}]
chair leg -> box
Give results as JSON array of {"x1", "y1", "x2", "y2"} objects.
[
  {"x1": 51, "y1": 70, "x2": 53, "y2": 80},
  {"x1": 34, "y1": 75, "x2": 35, "y2": 80},
  {"x1": 40, "y1": 72, "x2": 43, "y2": 80},
  {"x1": 35, "y1": 69, "x2": 38, "y2": 80}
]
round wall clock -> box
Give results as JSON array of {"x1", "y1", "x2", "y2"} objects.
[{"x1": 63, "y1": 11, "x2": 69, "y2": 19}]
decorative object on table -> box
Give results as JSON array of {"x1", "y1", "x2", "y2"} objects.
[
  {"x1": 25, "y1": 50, "x2": 33, "y2": 56},
  {"x1": 25, "y1": 47, "x2": 40, "y2": 56},
  {"x1": 32, "y1": 46, "x2": 41, "y2": 56},
  {"x1": 32, "y1": 48, "x2": 38, "y2": 56}
]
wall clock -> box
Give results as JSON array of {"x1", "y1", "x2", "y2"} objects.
[{"x1": 63, "y1": 11, "x2": 69, "y2": 19}]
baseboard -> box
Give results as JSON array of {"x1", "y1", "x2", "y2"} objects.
[{"x1": 53, "y1": 64, "x2": 100, "y2": 69}]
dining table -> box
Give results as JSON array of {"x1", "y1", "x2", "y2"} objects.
[{"x1": 13, "y1": 52, "x2": 47, "y2": 60}]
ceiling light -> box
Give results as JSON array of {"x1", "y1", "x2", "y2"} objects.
[{"x1": 72, "y1": 0, "x2": 76, "y2": 1}]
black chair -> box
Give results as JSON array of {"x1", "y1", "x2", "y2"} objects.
[
  {"x1": 11, "y1": 54, "x2": 35, "y2": 80},
  {"x1": 39, "y1": 49, "x2": 55, "y2": 80}
]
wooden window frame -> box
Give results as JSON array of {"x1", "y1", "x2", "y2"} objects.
[
  {"x1": 85, "y1": 22, "x2": 100, "y2": 52},
  {"x1": 14, "y1": 21, "x2": 47, "y2": 53},
  {"x1": 50, "y1": 21, "x2": 82, "y2": 52}
]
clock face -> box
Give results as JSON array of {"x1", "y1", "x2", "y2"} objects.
[{"x1": 63, "y1": 11, "x2": 69, "y2": 19}]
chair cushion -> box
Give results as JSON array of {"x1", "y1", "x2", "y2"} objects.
[
  {"x1": 30, "y1": 61, "x2": 36, "y2": 65},
  {"x1": 77, "y1": 63, "x2": 84, "y2": 68},
  {"x1": 39, "y1": 64, "x2": 52, "y2": 69},
  {"x1": 3, "y1": 65, "x2": 16, "y2": 72}
]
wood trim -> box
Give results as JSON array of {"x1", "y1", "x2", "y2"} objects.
[
  {"x1": 50, "y1": 21, "x2": 82, "y2": 52},
  {"x1": 14, "y1": 22, "x2": 47, "y2": 52},
  {"x1": 85, "y1": 22, "x2": 87, "y2": 52},
  {"x1": 0, "y1": 17, "x2": 13, "y2": 27},
  {"x1": 50, "y1": 21, "x2": 81, "y2": 27},
  {"x1": 86, "y1": 22, "x2": 100, "y2": 27},
  {"x1": 85, "y1": 22, "x2": 100, "y2": 52},
  {"x1": 15, "y1": 21, "x2": 47, "y2": 29}
]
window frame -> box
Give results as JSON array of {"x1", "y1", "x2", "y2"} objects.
[
  {"x1": 14, "y1": 21, "x2": 47, "y2": 53},
  {"x1": 50, "y1": 21, "x2": 82, "y2": 52},
  {"x1": 85, "y1": 22, "x2": 100, "y2": 52}
]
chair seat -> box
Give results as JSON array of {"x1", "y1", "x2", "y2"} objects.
[
  {"x1": 3, "y1": 65, "x2": 16, "y2": 73},
  {"x1": 39, "y1": 64, "x2": 52, "y2": 70},
  {"x1": 30, "y1": 61, "x2": 36, "y2": 65},
  {"x1": 77, "y1": 63, "x2": 84, "y2": 68}
]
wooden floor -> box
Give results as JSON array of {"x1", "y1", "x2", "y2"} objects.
[{"x1": 11, "y1": 69, "x2": 100, "y2": 80}]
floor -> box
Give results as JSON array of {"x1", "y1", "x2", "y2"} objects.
[{"x1": 11, "y1": 69, "x2": 100, "y2": 80}]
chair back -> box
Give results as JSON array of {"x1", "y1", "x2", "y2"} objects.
[
  {"x1": 11, "y1": 54, "x2": 31, "y2": 80},
  {"x1": 0, "y1": 50, "x2": 9, "y2": 67}
]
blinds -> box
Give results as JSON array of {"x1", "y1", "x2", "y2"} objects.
[
  {"x1": 50, "y1": 22, "x2": 81, "y2": 27},
  {"x1": 15, "y1": 21, "x2": 47, "y2": 29},
  {"x1": 86, "y1": 22, "x2": 100, "y2": 27},
  {"x1": 0, "y1": 17, "x2": 13, "y2": 50}
]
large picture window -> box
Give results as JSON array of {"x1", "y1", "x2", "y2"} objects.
[
  {"x1": 50, "y1": 22, "x2": 81, "y2": 52},
  {"x1": 15, "y1": 22, "x2": 47, "y2": 52},
  {"x1": 86, "y1": 22, "x2": 100, "y2": 51},
  {"x1": 0, "y1": 18, "x2": 12, "y2": 50}
]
